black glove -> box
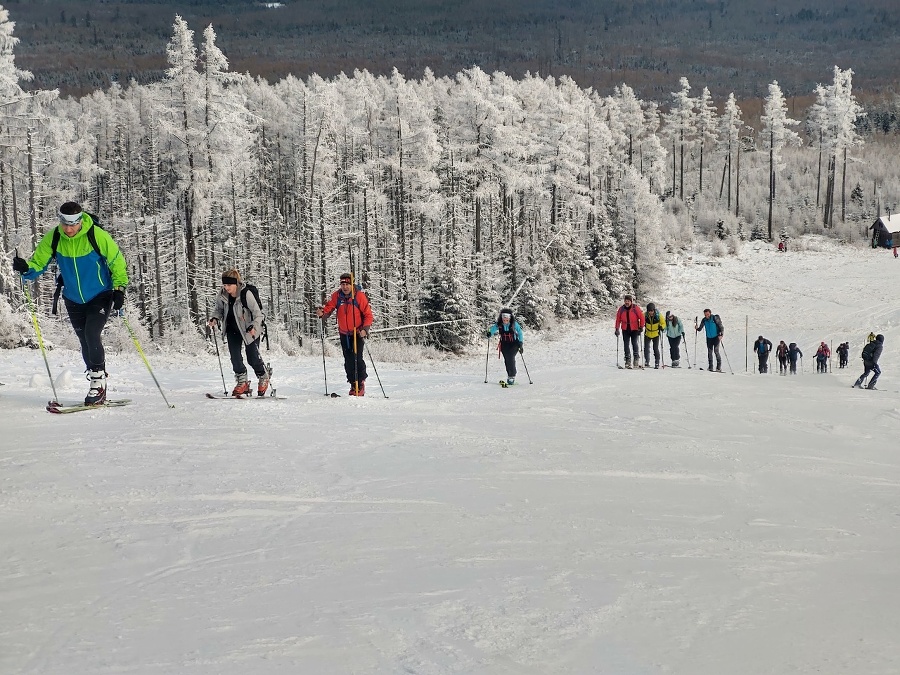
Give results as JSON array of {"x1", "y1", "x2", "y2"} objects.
[
  {"x1": 518, "y1": 346, "x2": 524, "y2": 354},
  {"x1": 485, "y1": 330, "x2": 492, "y2": 338},
  {"x1": 112, "y1": 289, "x2": 125, "y2": 310},
  {"x1": 12, "y1": 256, "x2": 28, "y2": 273}
]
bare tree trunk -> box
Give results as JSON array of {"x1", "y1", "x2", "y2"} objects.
[
  {"x1": 735, "y1": 142, "x2": 741, "y2": 217},
  {"x1": 841, "y1": 147, "x2": 847, "y2": 223},
  {"x1": 767, "y1": 130, "x2": 774, "y2": 241}
]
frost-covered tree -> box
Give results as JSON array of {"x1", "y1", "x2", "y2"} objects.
[
  {"x1": 808, "y1": 66, "x2": 865, "y2": 226},
  {"x1": 718, "y1": 93, "x2": 744, "y2": 213},
  {"x1": 663, "y1": 77, "x2": 696, "y2": 201},
  {"x1": 761, "y1": 81, "x2": 801, "y2": 240},
  {"x1": 695, "y1": 87, "x2": 718, "y2": 193}
]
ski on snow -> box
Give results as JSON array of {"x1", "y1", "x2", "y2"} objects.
[
  {"x1": 46, "y1": 399, "x2": 131, "y2": 414},
  {"x1": 205, "y1": 393, "x2": 288, "y2": 400}
]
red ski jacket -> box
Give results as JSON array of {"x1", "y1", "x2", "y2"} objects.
[
  {"x1": 322, "y1": 288, "x2": 374, "y2": 335},
  {"x1": 615, "y1": 304, "x2": 645, "y2": 332}
]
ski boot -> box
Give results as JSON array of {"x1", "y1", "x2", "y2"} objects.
[
  {"x1": 232, "y1": 371, "x2": 250, "y2": 397},
  {"x1": 85, "y1": 370, "x2": 107, "y2": 405},
  {"x1": 507, "y1": 377, "x2": 515, "y2": 386},
  {"x1": 257, "y1": 364, "x2": 273, "y2": 397}
]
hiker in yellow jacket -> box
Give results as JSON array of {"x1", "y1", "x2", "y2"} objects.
[{"x1": 643, "y1": 302, "x2": 666, "y2": 369}]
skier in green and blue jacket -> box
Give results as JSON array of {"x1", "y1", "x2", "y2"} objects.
[{"x1": 13, "y1": 201, "x2": 128, "y2": 405}]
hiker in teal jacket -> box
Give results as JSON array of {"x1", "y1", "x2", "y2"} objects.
[{"x1": 13, "y1": 202, "x2": 128, "y2": 404}]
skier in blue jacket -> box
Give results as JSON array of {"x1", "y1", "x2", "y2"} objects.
[
  {"x1": 695, "y1": 308, "x2": 723, "y2": 372},
  {"x1": 488, "y1": 308, "x2": 524, "y2": 385}
]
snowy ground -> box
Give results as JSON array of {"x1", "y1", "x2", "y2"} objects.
[{"x1": 2, "y1": 239, "x2": 900, "y2": 675}]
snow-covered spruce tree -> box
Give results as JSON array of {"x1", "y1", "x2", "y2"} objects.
[
  {"x1": 419, "y1": 254, "x2": 475, "y2": 354},
  {"x1": 761, "y1": 81, "x2": 801, "y2": 240},
  {"x1": 617, "y1": 166, "x2": 666, "y2": 299},
  {"x1": 586, "y1": 201, "x2": 629, "y2": 306}
]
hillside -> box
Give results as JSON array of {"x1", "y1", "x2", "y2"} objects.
[
  {"x1": 3, "y1": 238, "x2": 900, "y2": 674},
  {"x1": 9, "y1": 0, "x2": 900, "y2": 100}
]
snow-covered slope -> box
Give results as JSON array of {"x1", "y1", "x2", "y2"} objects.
[{"x1": 2, "y1": 240, "x2": 899, "y2": 675}]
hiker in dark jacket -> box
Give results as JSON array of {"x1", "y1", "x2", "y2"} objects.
[
  {"x1": 836, "y1": 342, "x2": 849, "y2": 368},
  {"x1": 776, "y1": 340, "x2": 789, "y2": 374},
  {"x1": 753, "y1": 336, "x2": 773, "y2": 374},
  {"x1": 788, "y1": 342, "x2": 803, "y2": 374},
  {"x1": 853, "y1": 334, "x2": 884, "y2": 389}
]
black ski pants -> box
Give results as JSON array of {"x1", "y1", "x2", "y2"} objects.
[
  {"x1": 499, "y1": 341, "x2": 520, "y2": 378},
  {"x1": 777, "y1": 355, "x2": 788, "y2": 373},
  {"x1": 340, "y1": 332, "x2": 367, "y2": 384},
  {"x1": 643, "y1": 335, "x2": 660, "y2": 366},
  {"x1": 789, "y1": 357, "x2": 799, "y2": 374},
  {"x1": 757, "y1": 353, "x2": 769, "y2": 373},
  {"x1": 225, "y1": 329, "x2": 266, "y2": 377},
  {"x1": 64, "y1": 291, "x2": 113, "y2": 372},
  {"x1": 667, "y1": 335, "x2": 681, "y2": 363},
  {"x1": 622, "y1": 330, "x2": 641, "y2": 364},
  {"x1": 856, "y1": 360, "x2": 881, "y2": 387},
  {"x1": 706, "y1": 337, "x2": 722, "y2": 370}
]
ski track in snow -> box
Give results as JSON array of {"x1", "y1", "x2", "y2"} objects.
[{"x1": 2, "y1": 239, "x2": 900, "y2": 674}]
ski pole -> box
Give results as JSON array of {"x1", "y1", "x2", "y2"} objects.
[
  {"x1": 364, "y1": 342, "x2": 389, "y2": 398},
  {"x1": 320, "y1": 318, "x2": 333, "y2": 396},
  {"x1": 120, "y1": 311, "x2": 174, "y2": 408},
  {"x1": 660, "y1": 336, "x2": 665, "y2": 368},
  {"x1": 209, "y1": 323, "x2": 227, "y2": 395},
  {"x1": 694, "y1": 317, "x2": 698, "y2": 366},
  {"x1": 484, "y1": 334, "x2": 491, "y2": 383},
  {"x1": 720, "y1": 339, "x2": 734, "y2": 374},
  {"x1": 518, "y1": 349, "x2": 533, "y2": 384},
  {"x1": 682, "y1": 334, "x2": 692, "y2": 369},
  {"x1": 20, "y1": 274, "x2": 59, "y2": 404},
  {"x1": 616, "y1": 334, "x2": 620, "y2": 368}
]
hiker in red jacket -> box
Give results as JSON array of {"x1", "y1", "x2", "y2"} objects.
[
  {"x1": 317, "y1": 272, "x2": 374, "y2": 395},
  {"x1": 614, "y1": 294, "x2": 645, "y2": 369}
]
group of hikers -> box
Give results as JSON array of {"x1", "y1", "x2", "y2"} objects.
[
  {"x1": 12, "y1": 201, "x2": 376, "y2": 403},
  {"x1": 8, "y1": 201, "x2": 887, "y2": 403},
  {"x1": 613, "y1": 295, "x2": 885, "y2": 389},
  {"x1": 614, "y1": 295, "x2": 726, "y2": 371}
]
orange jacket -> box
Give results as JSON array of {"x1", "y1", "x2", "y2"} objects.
[
  {"x1": 322, "y1": 287, "x2": 374, "y2": 335},
  {"x1": 615, "y1": 304, "x2": 645, "y2": 332}
]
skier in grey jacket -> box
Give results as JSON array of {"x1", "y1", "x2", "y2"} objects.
[
  {"x1": 664, "y1": 312, "x2": 685, "y2": 367},
  {"x1": 208, "y1": 268, "x2": 271, "y2": 397}
]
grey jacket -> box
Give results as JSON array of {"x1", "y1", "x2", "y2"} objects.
[{"x1": 210, "y1": 283, "x2": 264, "y2": 346}]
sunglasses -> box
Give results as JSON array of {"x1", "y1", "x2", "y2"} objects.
[{"x1": 58, "y1": 212, "x2": 83, "y2": 226}]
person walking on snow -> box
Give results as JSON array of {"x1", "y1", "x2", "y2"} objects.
[
  {"x1": 836, "y1": 342, "x2": 849, "y2": 369},
  {"x1": 853, "y1": 334, "x2": 884, "y2": 389},
  {"x1": 12, "y1": 201, "x2": 128, "y2": 405},
  {"x1": 695, "y1": 309, "x2": 724, "y2": 372},
  {"x1": 776, "y1": 340, "x2": 789, "y2": 374},
  {"x1": 487, "y1": 308, "x2": 524, "y2": 385},
  {"x1": 317, "y1": 272, "x2": 374, "y2": 396},
  {"x1": 815, "y1": 342, "x2": 831, "y2": 373},
  {"x1": 614, "y1": 294, "x2": 645, "y2": 369},
  {"x1": 788, "y1": 342, "x2": 803, "y2": 374},
  {"x1": 642, "y1": 303, "x2": 666, "y2": 369},
  {"x1": 664, "y1": 311, "x2": 685, "y2": 367},
  {"x1": 208, "y1": 269, "x2": 271, "y2": 397},
  {"x1": 753, "y1": 335, "x2": 773, "y2": 373}
]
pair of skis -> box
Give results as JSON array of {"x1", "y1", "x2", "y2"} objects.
[
  {"x1": 46, "y1": 399, "x2": 131, "y2": 414},
  {"x1": 205, "y1": 392, "x2": 288, "y2": 400}
]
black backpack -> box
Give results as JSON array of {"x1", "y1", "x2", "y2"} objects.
[
  {"x1": 861, "y1": 341, "x2": 877, "y2": 361},
  {"x1": 240, "y1": 283, "x2": 269, "y2": 349},
  {"x1": 49, "y1": 216, "x2": 106, "y2": 315}
]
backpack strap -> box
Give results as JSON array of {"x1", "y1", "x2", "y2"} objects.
[{"x1": 49, "y1": 224, "x2": 107, "y2": 315}]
